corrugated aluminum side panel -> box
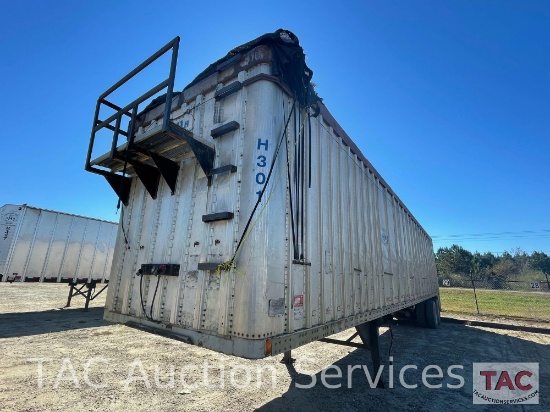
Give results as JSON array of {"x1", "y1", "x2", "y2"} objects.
[
  {"x1": 104, "y1": 60, "x2": 438, "y2": 358},
  {"x1": 60, "y1": 216, "x2": 87, "y2": 278},
  {"x1": 24, "y1": 209, "x2": 58, "y2": 278},
  {"x1": 0, "y1": 204, "x2": 25, "y2": 279},
  {"x1": 4, "y1": 206, "x2": 41, "y2": 279},
  {"x1": 43, "y1": 213, "x2": 73, "y2": 279},
  {"x1": 0, "y1": 204, "x2": 117, "y2": 282}
]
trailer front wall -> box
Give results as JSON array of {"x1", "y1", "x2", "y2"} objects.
[
  {"x1": 104, "y1": 46, "x2": 438, "y2": 358},
  {"x1": 0, "y1": 204, "x2": 117, "y2": 282}
]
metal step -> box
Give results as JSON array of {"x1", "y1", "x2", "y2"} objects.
[
  {"x1": 211, "y1": 121, "x2": 240, "y2": 139},
  {"x1": 214, "y1": 81, "x2": 242, "y2": 101},
  {"x1": 197, "y1": 262, "x2": 223, "y2": 271},
  {"x1": 202, "y1": 212, "x2": 234, "y2": 222},
  {"x1": 209, "y1": 164, "x2": 237, "y2": 176},
  {"x1": 91, "y1": 121, "x2": 215, "y2": 203}
]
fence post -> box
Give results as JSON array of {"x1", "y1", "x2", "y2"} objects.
[
  {"x1": 545, "y1": 272, "x2": 550, "y2": 292},
  {"x1": 470, "y1": 272, "x2": 480, "y2": 315}
]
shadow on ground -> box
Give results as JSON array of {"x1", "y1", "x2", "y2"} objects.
[
  {"x1": 257, "y1": 322, "x2": 549, "y2": 411},
  {"x1": 0, "y1": 307, "x2": 108, "y2": 338}
]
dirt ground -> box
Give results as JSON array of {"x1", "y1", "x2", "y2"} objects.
[{"x1": 0, "y1": 283, "x2": 548, "y2": 411}]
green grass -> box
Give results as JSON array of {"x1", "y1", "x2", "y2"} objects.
[{"x1": 440, "y1": 287, "x2": 550, "y2": 321}]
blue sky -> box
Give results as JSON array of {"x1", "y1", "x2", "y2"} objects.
[{"x1": 1, "y1": 1, "x2": 548, "y2": 254}]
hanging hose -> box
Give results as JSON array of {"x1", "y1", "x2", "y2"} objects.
[
  {"x1": 119, "y1": 203, "x2": 130, "y2": 246},
  {"x1": 116, "y1": 105, "x2": 139, "y2": 245},
  {"x1": 308, "y1": 109, "x2": 312, "y2": 189},
  {"x1": 294, "y1": 106, "x2": 300, "y2": 258},
  {"x1": 285, "y1": 101, "x2": 299, "y2": 260},
  {"x1": 139, "y1": 274, "x2": 150, "y2": 320},
  {"x1": 300, "y1": 120, "x2": 305, "y2": 259},
  {"x1": 139, "y1": 273, "x2": 162, "y2": 323},
  {"x1": 149, "y1": 275, "x2": 161, "y2": 320},
  {"x1": 227, "y1": 102, "x2": 297, "y2": 266}
]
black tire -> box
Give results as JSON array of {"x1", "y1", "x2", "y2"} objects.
[
  {"x1": 425, "y1": 298, "x2": 439, "y2": 329},
  {"x1": 416, "y1": 301, "x2": 427, "y2": 327}
]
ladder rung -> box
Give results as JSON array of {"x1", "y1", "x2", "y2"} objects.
[
  {"x1": 197, "y1": 262, "x2": 223, "y2": 271},
  {"x1": 202, "y1": 212, "x2": 234, "y2": 222},
  {"x1": 215, "y1": 81, "x2": 242, "y2": 101},
  {"x1": 209, "y1": 164, "x2": 237, "y2": 176},
  {"x1": 211, "y1": 121, "x2": 239, "y2": 139}
]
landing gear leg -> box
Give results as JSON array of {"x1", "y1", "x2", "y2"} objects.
[
  {"x1": 356, "y1": 320, "x2": 384, "y2": 388},
  {"x1": 281, "y1": 350, "x2": 295, "y2": 364}
]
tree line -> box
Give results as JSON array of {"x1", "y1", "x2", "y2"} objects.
[{"x1": 435, "y1": 245, "x2": 550, "y2": 282}]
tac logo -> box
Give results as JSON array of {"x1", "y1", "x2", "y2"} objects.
[{"x1": 473, "y1": 363, "x2": 539, "y2": 404}]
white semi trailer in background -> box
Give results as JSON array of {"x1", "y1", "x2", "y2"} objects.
[
  {"x1": 0, "y1": 204, "x2": 117, "y2": 283},
  {"x1": 85, "y1": 30, "x2": 440, "y2": 365}
]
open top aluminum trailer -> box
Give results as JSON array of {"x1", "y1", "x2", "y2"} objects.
[
  {"x1": 0, "y1": 204, "x2": 116, "y2": 284},
  {"x1": 84, "y1": 30, "x2": 440, "y2": 386}
]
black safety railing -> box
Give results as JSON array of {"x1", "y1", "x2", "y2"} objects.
[{"x1": 84, "y1": 36, "x2": 180, "y2": 204}]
